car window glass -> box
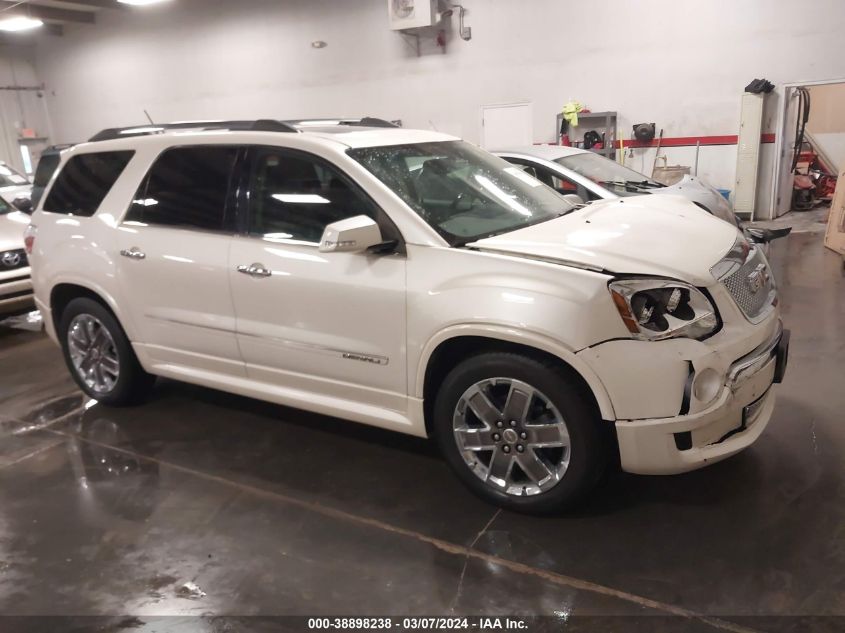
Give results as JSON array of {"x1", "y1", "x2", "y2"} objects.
[
  {"x1": 248, "y1": 150, "x2": 381, "y2": 244},
  {"x1": 506, "y1": 157, "x2": 604, "y2": 202},
  {"x1": 30, "y1": 152, "x2": 62, "y2": 210},
  {"x1": 349, "y1": 141, "x2": 575, "y2": 246},
  {"x1": 556, "y1": 152, "x2": 663, "y2": 197},
  {"x1": 127, "y1": 146, "x2": 239, "y2": 231},
  {"x1": 43, "y1": 151, "x2": 135, "y2": 217}
]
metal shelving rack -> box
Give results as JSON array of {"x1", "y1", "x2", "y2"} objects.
[{"x1": 556, "y1": 111, "x2": 617, "y2": 159}]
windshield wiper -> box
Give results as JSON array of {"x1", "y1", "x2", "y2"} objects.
[
  {"x1": 623, "y1": 179, "x2": 664, "y2": 189},
  {"x1": 629, "y1": 180, "x2": 664, "y2": 189}
]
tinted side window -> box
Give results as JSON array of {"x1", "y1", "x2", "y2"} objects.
[
  {"x1": 43, "y1": 151, "x2": 134, "y2": 216},
  {"x1": 248, "y1": 149, "x2": 381, "y2": 244},
  {"x1": 127, "y1": 146, "x2": 240, "y2": 232},
  {"x1": 33, "y1": 153, "x2": 61, "y2": 188},
  {"x1": 30, "y1": 152, "x2": 62, "y2": 210}
]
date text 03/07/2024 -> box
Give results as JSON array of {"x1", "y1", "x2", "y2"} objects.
[{"x1": 307, "y1": 617, "x2": 530, "y2": 630}]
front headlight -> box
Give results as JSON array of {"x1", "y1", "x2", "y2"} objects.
[{"x1": 608, "y1": 278, "x2": 718, "y2": 341}]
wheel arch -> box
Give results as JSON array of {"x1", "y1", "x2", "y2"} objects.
[
  {"x1": 417, "y1": 326, "x2": 615, "y2": 436},
  {"x1": 49, "y1": 281, "x2": 133, "y2": 341}
]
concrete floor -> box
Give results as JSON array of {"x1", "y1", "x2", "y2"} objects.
[{"x1": 0, "y1": 230, "x2": 843, "y2": 633}]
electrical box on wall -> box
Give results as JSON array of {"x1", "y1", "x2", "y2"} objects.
[{"x1": 388, "y1": 0, "x2": 437, "y2": 30}]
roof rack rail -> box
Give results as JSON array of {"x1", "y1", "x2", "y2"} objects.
[
  {"x1": 88, "y1": 119, "x2": 299, "y2": 142},
  {"x1": 340, "y1": 117, "x2": 400, "y2": 128},
  {"x1": 282, "y1": 117, "x2": 401, "y2": 129}
]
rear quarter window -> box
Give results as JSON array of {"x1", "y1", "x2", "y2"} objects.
[{"x1": 43, "y1": 151, "x2": 134, "y2": 216}]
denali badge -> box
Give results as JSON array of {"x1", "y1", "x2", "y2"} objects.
[
  {"x1": 1, "y1": 251, "x2": 21, "y2": 268},
  {"x1": 342, "y1": 352, "x2": 388, "y2": 365},
  {"x1": 746, "y1": 263, "x2": 770, "y2": 294}
]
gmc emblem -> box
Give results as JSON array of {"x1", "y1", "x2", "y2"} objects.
[{"x1": 746, "y1": 263, "x2": 770, "y2": 294}]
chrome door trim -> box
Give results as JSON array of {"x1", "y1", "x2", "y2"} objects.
[
  {"x1": 145, "y1": 314, "x2": 236, "y2": 335},
  {"x1": 238, "y1": 330, "x2": 389, "y2": 365},
  {"x1": 145, "y1": 315, "x2": 389, "y2": 365}
]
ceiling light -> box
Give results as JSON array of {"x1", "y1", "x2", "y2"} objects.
[
  {"x1": 117, "y1": 0, "x2": 171, "y2": 6},
  {"x1": 0, "y1": 17, "x2": 44, "y2": 32}
]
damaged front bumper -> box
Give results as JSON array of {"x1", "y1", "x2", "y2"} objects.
[
  {"x1": 578, "y1": 311, "x2": 789, "y2": 475},
  {"x1": 614, "y1": 322, "x2": 789, "y2": 475}
]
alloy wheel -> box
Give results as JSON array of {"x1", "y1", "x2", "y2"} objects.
[
  {"x1": 67, "y1": 314, "x2": 120, "y2": 394},
  {"x1": 452, "y1": 377, "x2": 571, "y2": 496}
]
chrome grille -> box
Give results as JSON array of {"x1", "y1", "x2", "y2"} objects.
[{"x1": 711, "y1": 241, "x2": 776, "y2": 322}]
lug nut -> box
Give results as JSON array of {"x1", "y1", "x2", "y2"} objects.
[
  {"x1": 502, "y1": 445, "x2": 511, "y2": 453},
  {"x1": 510, "y1": 420, "x2": 517, "y2": 427},
  {"x1": 517, "y1": 444, "x2": 525, "y2": 453},
  {"x1": 492, "y1": 433, "x2": 501, "y2": 441},
  {"x1": 496, "y1": 420, "x2": 504, "y2": 428},
  {"x1": 520, "y1": 431, "x2": 528, "y2": 440}
]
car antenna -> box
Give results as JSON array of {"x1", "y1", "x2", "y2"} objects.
[{"x1": 143, "y1": 109, "x2": 155, "y2": 125}]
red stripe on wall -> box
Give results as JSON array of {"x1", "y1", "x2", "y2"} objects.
[{"x1": 621, "y1": 133, "x2": 775, "y2": 148}]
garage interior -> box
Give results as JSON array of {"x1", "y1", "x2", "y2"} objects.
[{"x1": 0, "y1": 1, "x2": 844, "y2": 631}]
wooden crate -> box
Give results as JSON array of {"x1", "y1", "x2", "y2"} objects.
[{"x1": 824, "y1": 168, "x2": 845, "y2": 256}]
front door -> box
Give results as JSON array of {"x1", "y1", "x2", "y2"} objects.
[
  {"x1": 228, "y1": 147, "x2": 407, "y2": 410},
  {"x1": 116, "y1": 145, "x2": 245, "y2": 375}
]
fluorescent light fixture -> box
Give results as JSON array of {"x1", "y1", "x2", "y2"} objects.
[
  {"x1": 118, "y1": 0, "x2": 171, "y2": 6},
  {"x1": 0, "y1": 17, "x2": 44, "y2": 32},
  {"x1": 272, "y1": 193, "x2": 330, "y2": 204}
]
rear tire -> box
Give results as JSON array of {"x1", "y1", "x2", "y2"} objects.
[
  {"x1": 433, "y1": 352, "x2": 606, "y2": 513},
  {"x1": 59, "y1": 297, "x2": 155, "y2": 406}
]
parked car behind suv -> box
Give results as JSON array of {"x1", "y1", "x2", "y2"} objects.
[
  {"x1": 0, "y1": 194, "x2": 34, "y2": 318},
  {"x1": 28, "y1": 119, "x2": 789, "y2": 512},
  {"x1": 0, "y1": 161, "x2": 32, "y2": 207}
]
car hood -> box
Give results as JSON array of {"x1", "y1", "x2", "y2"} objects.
[
  {"x1": 0, "y1": 211, "x2": 29, "y2": 251},
  {"x1": 0, "y1": 184, "x2": 33, "y2": 202},
  {"x1": 468, "y1": 195, "x2": 739, "y2": 286},
  {"x1": 650, "y1": 175, "x2": 737, "y2": 226}
]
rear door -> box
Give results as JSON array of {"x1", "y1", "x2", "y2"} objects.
[{"x1": 115, "y1": 145, "x2": 246, "y2": 376}]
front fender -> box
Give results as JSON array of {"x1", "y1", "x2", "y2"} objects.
[{"x1": 415, "y1": 323, "x2": 616, "y2": 420}]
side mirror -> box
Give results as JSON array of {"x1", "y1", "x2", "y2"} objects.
[
  {"x1": 319, "y1": 215, "x2": 384, "y2": 253},
  {"x1": 745, "y1": 226, "x2": 792, "y2": 244},
  {"x1": 12, "y1": 196, "x2": 32, "y2": 214}
]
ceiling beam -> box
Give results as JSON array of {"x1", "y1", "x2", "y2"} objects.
[
  {"x1": 30, "y1": 0, "x2": 126, "y2": 9},
  {"x1": 0, "y1": 2, "x2": 96, "y2": 23}
]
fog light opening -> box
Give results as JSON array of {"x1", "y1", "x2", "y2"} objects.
[{"x1": 693, "y1": 368, "x2": 722, "y2": 406}]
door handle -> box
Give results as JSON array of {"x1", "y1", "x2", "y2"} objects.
[
  {"x1": 120, "y1": 248, "x2": 146, "y2": 260},
  {"x1": 237, "y1": 263, "x2": 272, "y2": 278}
]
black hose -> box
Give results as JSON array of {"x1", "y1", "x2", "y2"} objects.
[{"x1": 791, "y1": 87, "x2": 811, "y2": 172}]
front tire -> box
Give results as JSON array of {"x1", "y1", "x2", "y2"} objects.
[
  {"x1": 59, "y1": 297, "x2": 155, "y2": 406},
  {"x1": 433, "y1": 352, "x2": 606, "y2": 513}
]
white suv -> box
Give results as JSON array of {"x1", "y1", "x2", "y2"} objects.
[{"x1": 28, "y1": 119, "x2": 789, "y2": 512}]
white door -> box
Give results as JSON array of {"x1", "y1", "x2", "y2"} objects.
[
  {"x1": 481, "y1": 103, "x2": 533, "y2": 150},
  {"x1": 116, "y1": 145, "x2": 244, "y2": 376},
  {"x1": 228, "y1": 147, "x2": 407, "y2": 409},
  {"x1": 774, "y1": 87, "x2": 802, "y2": 218}
]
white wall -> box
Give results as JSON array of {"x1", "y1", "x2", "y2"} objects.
[
  {"x1": 33, "y1": 0, "x2": 845, "y2": 218},
  {"x1": 0, "y1": 45, "x2": 50, "y2": 174}
]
